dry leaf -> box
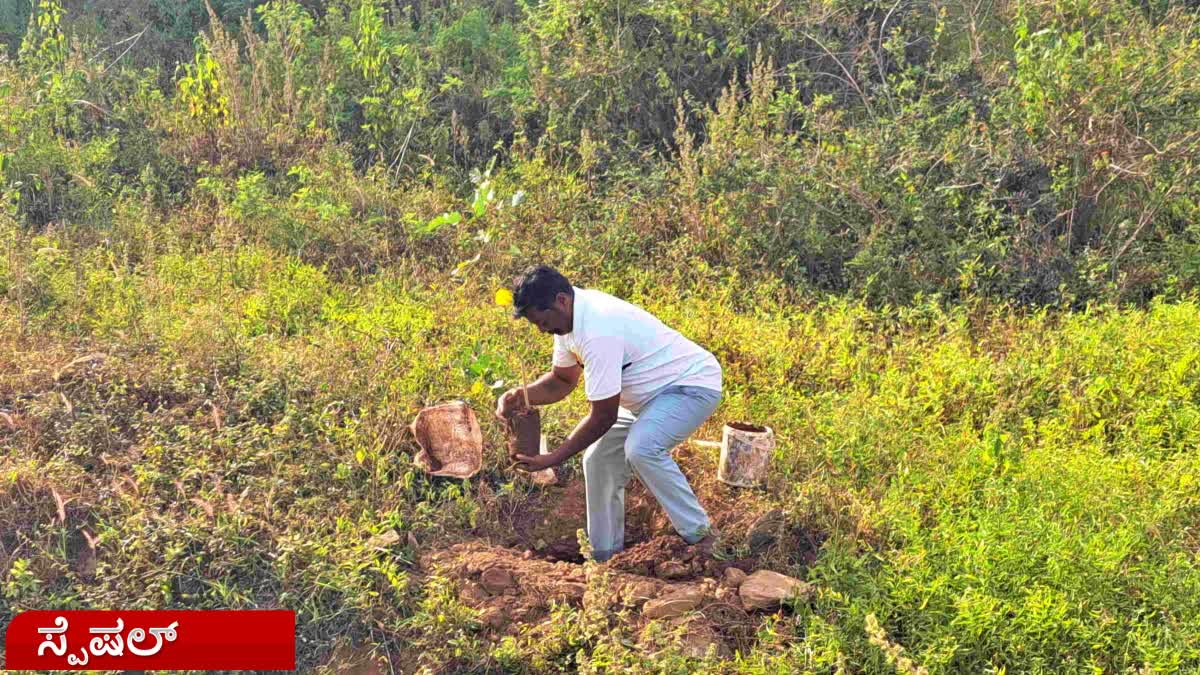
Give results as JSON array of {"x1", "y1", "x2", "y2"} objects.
[
  {"x1": 50, "y1": 487, "x2": 69, "y2": 524},
  {"x1": 53, "y1": 352, "x2": 107, "y2": 381},
  {"x1": 190, "y1": 497, "x2": 214, "y2": 518},
  {"x1": 117, "y1": 476, "x2": 140, "y2": 496}
]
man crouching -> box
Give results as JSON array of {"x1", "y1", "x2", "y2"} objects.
[{"x1": 496, "y1": 265, "x2": 721, "y2": 562}]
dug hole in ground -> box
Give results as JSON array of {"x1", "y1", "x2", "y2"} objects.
[{"x1": 415, "y1": 438, "x2": 827, "y2": 660}]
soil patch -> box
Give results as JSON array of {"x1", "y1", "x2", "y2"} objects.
[
  {"x1": 427, "y1": 439, "x2": 826, "y2": 658},
  {"x1": 473, "y1": 440, "x2": 821, "y2": 568},
  {"x1": 605, "y1": 535, "x2": 740, "y2": 580},
  {"x1": 475, "y1": 478, "x2": 661, "y2": 563},
  {"x1": 423, "y1": 541, "x2": 765, "y2": 656},
  {"x1": 505, "y1": 407, "x2": 541, "y2": 457}
]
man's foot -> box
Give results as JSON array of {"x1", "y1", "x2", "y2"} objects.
[{"x1": 691, "y1": 528, "x2": 721, "y2": 558}]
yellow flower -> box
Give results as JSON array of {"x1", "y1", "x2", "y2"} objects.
[
  {"x1": 470, "y1": 380, "x2": 485, "y2": 396},
  {"x1": 494, "y1": 288, "x2": 514, "y2": 306}
]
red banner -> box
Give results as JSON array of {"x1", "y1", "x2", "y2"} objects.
[{"x1": 5, "y1": 610, "x2": 295, "y2": 670}]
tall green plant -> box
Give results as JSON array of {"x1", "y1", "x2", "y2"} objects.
[{"x1": 176, "y1": 37, "x2": 230, "y2": 131}]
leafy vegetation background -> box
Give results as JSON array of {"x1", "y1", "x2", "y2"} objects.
[{"x1": 1, "y1": 0, "x2": 1198, "y2": 672}]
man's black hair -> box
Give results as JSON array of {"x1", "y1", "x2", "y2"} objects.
[{"x1": 511, "y1": 265, "x2": 573, "y2": 318}]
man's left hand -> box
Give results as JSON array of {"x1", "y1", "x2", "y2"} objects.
[{"x1": 509, "y1": 449, "x2": 563, "y2": 472}]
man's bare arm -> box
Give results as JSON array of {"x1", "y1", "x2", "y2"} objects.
[
  {"x1": 496, "y1": 364, "x2": 581, "y2": 422},
  {"x1": 550, "y1": 394, "x2": 620, "y2": 463},
  {"x1": 523, "y1": 364, "x2": 581, "y2": 405}
]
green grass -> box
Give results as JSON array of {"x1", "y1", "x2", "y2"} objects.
[
  {"x1": 3, "y1": 0, "x2": 1200, "y2": 670},
  {"x1": 2, "y1": 241, "x2": 1198, "y2": 671}
]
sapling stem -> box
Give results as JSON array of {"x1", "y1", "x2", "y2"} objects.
[{"x1": 516, "y1": 357, "x2": 531, "y2": 410}]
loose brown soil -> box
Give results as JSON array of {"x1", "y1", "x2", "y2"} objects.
[
  {"x1": 422, "y1": 540, "x2": 757, "y2": 654},
  {"x1": 418, "y1": 441, "x2": 826, "y2": 659},
  {"x1": 725, "y1": 421, "x2": 768, "y2": 433},
  {"x1": 505, "y1": 407, "x2": 541, "y2": 457}
]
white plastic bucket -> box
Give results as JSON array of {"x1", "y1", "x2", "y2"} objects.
[{"x1": 717, "y1": 422, "x2": 774, "y2": 488}]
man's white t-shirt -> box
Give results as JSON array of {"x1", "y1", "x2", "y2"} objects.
[{"x1": 552, "y1": 287, "x2": 722, "y2": 412}]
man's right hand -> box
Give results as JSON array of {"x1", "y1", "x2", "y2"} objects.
[{"x1": 495, "y1": 387, "x2": 526, "y2": 422}]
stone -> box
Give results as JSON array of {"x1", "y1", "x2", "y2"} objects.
[
  {"x1": 478, "y1": 606, "x2": 508, "y2": 630},
  {"x1": 624, "y1": 580, "x2": 659, "y2": 606},
  {"x1": 458, "y1": 581, "x2": 490, "y2": 606},
  {"x1": 722, "y1": 567, "x2": 748, "y2": 588},
  {"x1": 366, "y1": 529, "x2": 401, "y2": 548},
  {"x1": 738, "y1": 570, "x2": 812, "y2": 610},
  {"x1": 747, "y1": 509, "x2": 785, "y2": 551},
  {"x1": 551, "y1": 582, "x2": 587, "y2": 604},
  {"x1": 656, "y1": 560, "x2": 690, "y2": 579},
  {"x1": 643, "y1": 587, "x2": 704, "y2": 620},
  {"x1": 479, "y1": 566, "x2": 515, "y2": 594},
  {"x1": 509, "y1": 604, "x2": 537, "y2": 622}
]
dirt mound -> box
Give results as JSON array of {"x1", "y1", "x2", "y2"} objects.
[
  {"x1": 474, "y1": 477, "x2": 662, "y2": 563},
  {"x1": 423, "y1": 541, "x2": 765, "y2": 657},
  {"x1": 424, "y1": 542, "x2": 671, "y2": 633},
  {"x1": 606, "y1": 535, "x2": 740, "y2": 580},
  {"x1": 666, "y1": 443, "x2": 827, "y2": 570},
  {"x1": 427, "y1": 439, "x2": 825, "y2": 658},
  {"x1": 470, "y1": 440, "x2": 824, "y2": 569}
]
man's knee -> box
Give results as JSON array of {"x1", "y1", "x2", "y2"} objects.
[
  {"x1": 623, "y1": 436, "x2": 662, "y2": 467},
  {"x1": 582, "y1": 444, "x2": 602, "y2": 475}
]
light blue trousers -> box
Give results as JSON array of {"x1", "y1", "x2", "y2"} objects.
[{"x1": 582, "y1": 384, "x2": 721, "y2": 562}]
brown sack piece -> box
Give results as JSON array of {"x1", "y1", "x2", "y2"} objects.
[{"x1": 411, "y1": 401, "x2": 483, "y2": 479}]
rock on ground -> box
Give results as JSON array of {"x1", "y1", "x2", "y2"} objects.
[
  {"x1": 479, "y1": 566, "x2": 515, "y2": 593},
  {"x1": 643, "y1": 586, "x2": 704, "y2": 619},
  {"x1": 738, "y1": 570, "x2": 812, "y2": 610},
  {"x1": 722, "y1": 566, "x2": 748, "y2": 587},
  {"x1": 656, "y1": 560, "x2": 691, "y2": 579}
]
